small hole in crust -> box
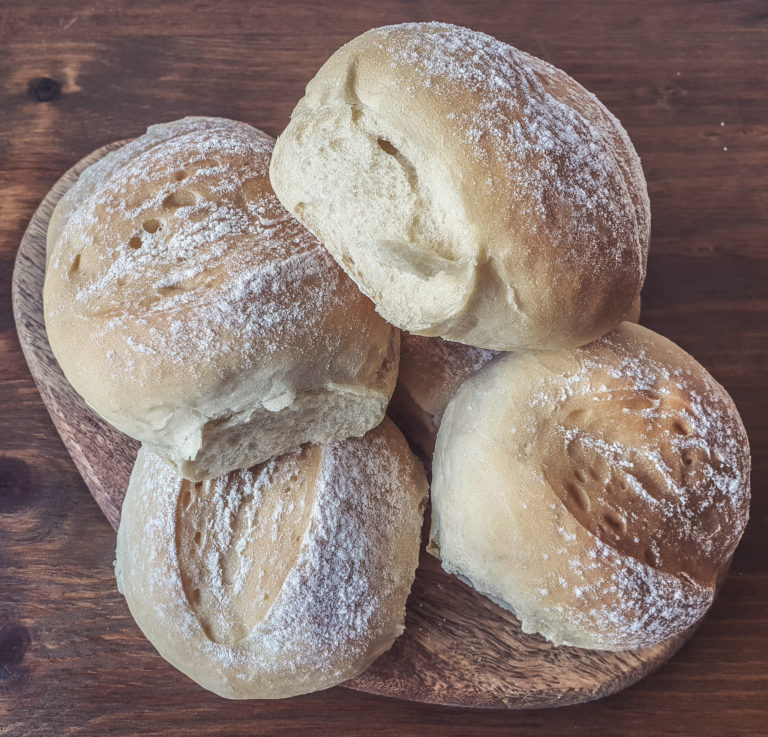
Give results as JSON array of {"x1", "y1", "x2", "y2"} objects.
[
  {"x1": 172, "y1": 169, "x2": 188, "y2": 181},
  {"x1": 193, "y1": 531, "x2": 201, "y2": 545},
  {"x1": 377, "y1": 137, "x2": 399, "y2": 156},
  {"x1": 68, "y1": 253, "x2": 81, "y2": 275},
  {"x1": 567, "y1": 409, "x2": 587, "y2": 424},
  {"x1": 162, "y1": 190, "x2": 197, "y2": 209},
  {"x1": 683, "y1": 455, "x2": 694, "y2": 466},
  {"x1": 142, "y1": 218, "x2": 162, "y2": 234},
  {"x1": 565, "y1": 482, "x2": 590, "y2": 512},
  {"x1": 192, "y1": 588, "x2": 201, "y2": 603},
  {"x1": 603, "y1": 510, "x2": 626, "y2": 536},
  {"x1": 672, "y1": 419, "x2": 693, "y2": 436},
  {"x1": 128, "y1": 236, "x2": 142, "y2": 249}
]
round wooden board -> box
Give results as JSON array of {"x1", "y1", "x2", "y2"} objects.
[{"x1": 13, "y1": 142, "x2": 693, "y2": 709}]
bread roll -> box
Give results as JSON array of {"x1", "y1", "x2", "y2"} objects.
[
  {"x1": 430, "y1": 322, "x2": 750, "y2": 650},
  {"x1": 115, "y1": 418, "x2": 428, "y2": 699},
  {"x1": 44, "y1": 117, "x2": 398, "y2": 480},
  {"x1": 389, "y1": 332, "x2": 500, "y2": 458},
  {"x1": 270, "y1": 22, "x2": 650, "y2": 351}
]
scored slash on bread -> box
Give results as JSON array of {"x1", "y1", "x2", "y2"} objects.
[{"x1": 116, "y1": 419, "x2": 427, "y2": 699}]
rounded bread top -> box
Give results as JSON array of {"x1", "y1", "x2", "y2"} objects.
[
  {"x1": 116, "y1": 418, "x2": 428, "y2": 699},
  {"x1": 46, "y1": 118, "x2": 224, "y2": 264},
  {"x1": 44, "y1": 117, "x2": 394, "y2": 449},
  {"x1": 431, "y1": 322, "x2": 750, "y2": 649},
  {"x1": 272, "y1": 22, "x2": 650, "y2": 350}
]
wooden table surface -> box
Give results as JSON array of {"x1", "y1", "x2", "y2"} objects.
[{"x1": 1, "y1": 1, "x2": 766, "y2": 735}]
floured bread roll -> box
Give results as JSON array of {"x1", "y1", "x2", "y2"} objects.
[
  {"x1": 389, "y1": 332, "x2": 501, "y2": 458},
  {"x1": 270, "y1": 22, "x2": 650, "y2": 351},
  {"x1": 116, "y1": 418, "x2": 428, "y2": 699},
  {"x1": 430, "y1": 322, "x2": 750, "y2": 650},
  {"x1": 44, "y1": 117, "x2": 398, "y2": 480}
]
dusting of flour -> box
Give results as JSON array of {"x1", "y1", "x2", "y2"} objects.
[
  {"x1": 121, "y1": 422, "x2": 426, "y2": 695},
  {"x1": 368, "y1": 22, "x2": 649, "y2": 278}
]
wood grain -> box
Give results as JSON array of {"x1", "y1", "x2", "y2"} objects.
[
  {"x1": 1, "y1": 0, "x2": 767, "y2": 735},
  {"x1": 12, "y1": 142, "x2": 694, "y2": 709},
  {"x1": 12, "y1": 143, "x2": 137, "y2": 531}
]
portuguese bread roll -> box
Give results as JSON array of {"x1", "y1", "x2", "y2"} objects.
[
  {"x1": 270, "y1": 22, "x2": 650, "y2": 351},
  {"x1": 389, "y1": 332, "x2": 500, "y2": 458},
  {"x1": 115, "y1": 418, "x2": 428, "y2": 699},
  {"x1": 430, "y1": 322, "x2": 750, "y2": 650},
  {"x1": 44, "y1": 117, "x2": 398, "y2": 480}
]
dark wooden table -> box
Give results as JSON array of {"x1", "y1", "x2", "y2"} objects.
[{"x1": 1, "y1": 1, "x2": 766, "y2": 735}]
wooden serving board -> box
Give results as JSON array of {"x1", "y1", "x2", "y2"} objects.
[{"x1": 12, "y1": 142, "x2": 692, "y2": 709}]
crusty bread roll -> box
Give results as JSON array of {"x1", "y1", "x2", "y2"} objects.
[
  {"x1": 115, "y1": 418, "x2": 428, "y2": 699},
  {"x1": 389, "y1": 332, "x2": 500, "y2": 458},
  {"x1": 44, "y1": 117, "x2": 398, "y2": 480},
  {"x1": 270, "y1": 22, "x2": 650, "y2": 351},
  {"x1": 430, "y1": 322, "x2": 750, "y2": 650}
]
